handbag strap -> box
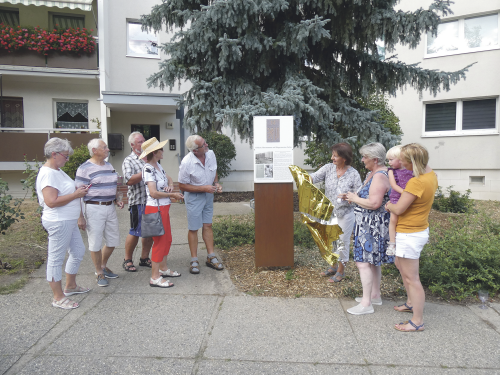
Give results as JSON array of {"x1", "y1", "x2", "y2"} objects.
[{"x1": 144, "y1": 163, "x2": 162, "y2": 212}]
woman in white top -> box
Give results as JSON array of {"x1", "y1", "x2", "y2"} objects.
[
  {"x1": 140, "y1": 138, "x2": 184, "y2": 288},
  {"x1": 36, "y1": 138, "x2": 90, "y2": 309}
]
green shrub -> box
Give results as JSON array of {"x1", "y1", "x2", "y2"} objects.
[
  {"x1": 212, "y1": 216, "x2": 255, "y2": 250},
  {"x1": 420, "y1": 214, "x2": 500, "y2": 300},
  {"x1": 432, "y1": 186, "x2": 474, "y2": 213},
  {"x1": 62, "y1": 144, "x2": 91, "y2": 179},
  {"x1": 0, "y1": 179, "x2": 25, "y2": 235},
  {"x1": 293, "y1": 220, "x2": 317, "y2": 249},
  {"x1": 198, "y1": 131, "x2": 236, "y2": 179},
  {"x1": 22, "y1": 156, "x2": 42, "y2": 201}
]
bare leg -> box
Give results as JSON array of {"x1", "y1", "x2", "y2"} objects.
[
  {"x1": 124, "y1": 234, "x2": 139, "y2": 260},
  {"x1": 90, "y1": 250, "x2": 103, "y2": 274},
  {"x1": 65, "y1": 273, "x2": 77, "y2": 290},
  {"x1": 49, "y1": 279, "x2": 65, "y2": 301},
  {"x1": 101, "y1": 246, "x2": 115, "y2": 269},
  {"x1": 356, "y1": 262, "x2": 373, "y2": 307},
  {"x1": 395, "y1": 256, "x2": 412, "y2": 309},
  {"x1": 188, "y1": 230, "x2": 199, "y2": 258},
  {"x1": 397, "y1": 258, "x2": 424, "y2": 325},
  {"x1": 141, "y1": 237, "x2": 153, "y2": 259},
  {"x1": 389, "y1": 213, "x2": 398, "y2": 243},
  {"x1": 202, "y1": 223, "x2": 215, "y2": 255},
  {"x1": 151, "y1": 259, "x2": 161, "y2": 280},
  {"x1": 370, "y1": 264, "x2": 382, "y2": 299}
]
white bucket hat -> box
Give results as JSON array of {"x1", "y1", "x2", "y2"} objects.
[{"x1": 138, "y1": 137, "x2": 169, "y2": 159}]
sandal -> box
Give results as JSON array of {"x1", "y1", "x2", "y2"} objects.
[
  {"x1": 159, "y1": 269, "x2": 181, "y2": 277},
  {"x1": 190, "y1": 261, "x2": 200, "y2": 274},
  {"x1": 63, "y1": 286, "x2": 91, "y2": 296},
  {"x1": 327, "y1": 271, "x2": 345, "y2": 283},
  {"x1": 395, "y1": 319, "x2": 424, "y2": 332},
  {"x1": 320, "y1": 265, "x2": 338, "y2": 277},
  {"x1": 394, "y1": 303, "x2": 413, "y2": 312},
  {"x1": 122, "y1": 259, "x2": 137, "y2": 272},
  {"x1": 149, "y1": 277, "x2": 174, "y2": 288},
  {"x1": 206, "y1": 254, "x2": 224, "y2": 270},
  {"x1": 52, "y1": 297, "x2": 79, "y2": 310},
  {"x1": 139, "y1": 257, "x2": 152, "y2": 268}
]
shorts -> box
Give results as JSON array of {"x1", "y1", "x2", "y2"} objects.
[
  {"x1": 129, "y1": 204, "x2": 146, "y2": 237},
  {"x1": 395, "y1": 228, "x2": 429, "y2": 260},
  {"x1": 84, "y1": 204, "x2": 120, "y2": 252},
  {"x1": 184, "y1": 191, "x2": 214, "y2": 231}
]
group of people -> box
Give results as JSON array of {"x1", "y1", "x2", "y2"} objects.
[
  {"x1": 36, "y1": 132, "x2": 224, "y2": 309},
  {"x1": 312, "y1": 141, "x2": 437, "y2": 332}
]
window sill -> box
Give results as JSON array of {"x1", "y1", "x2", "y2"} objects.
[
  {"x1": 424, "y1": 45, "x2": 499, "y2": 59},
  {"x1": 422, "y1": 131, "x2": 499, "y2": 137},
  {"x1": 126, "y1": 54, "x2": 160, "y2": 60}
]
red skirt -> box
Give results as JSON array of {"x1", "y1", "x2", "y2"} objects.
[{"x1": 145, "y1": 205, "x2": 172, "y2": 263}]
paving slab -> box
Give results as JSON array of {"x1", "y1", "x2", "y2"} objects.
[
  {"x1": 204, "y1": 296, "x2": 364, "y2": 364},
  {"x1": 468, "y1": 303, "x2": 500, "y2": 333},
  {"x1": 197, "y1": 360, "x2": 371, "y2": 374},
  {"x1": 43, "y1": 294, "x2": 218, "y2": 358},
  {"x1": 15, "y1": 356, "x2": 194, "y2": 375},
  {"x1": 0, "y1": 357, "x2": 19, "y2": 375},
  {"x1": 370, "y1": 366, "x2": 500, "y2": 374},
  {"x1": 343, "y1": 300, "x2": 500, "y2": 369}
]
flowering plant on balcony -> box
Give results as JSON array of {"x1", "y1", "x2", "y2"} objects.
[{"x1": 0, "y1": 24, "x2": 95, "y2": 55}]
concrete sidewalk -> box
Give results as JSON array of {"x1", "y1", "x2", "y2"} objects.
[{"x1": 1, "y1": 202, "x2": 500, "y2": 374}]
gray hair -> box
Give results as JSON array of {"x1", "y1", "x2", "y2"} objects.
[
  {"x1": 128, "y1": 131, "x2": 143, "y2": 146},
  {"x1": 88, "y1": 138, "x2": 103, "y2": 157},
  {"x1": 44, "y1": 138, "x2": 74, "y2": 158},
  {"x1": 186, "y1": 135, "x2": 203, "y2": 152},
  {"x1": 359, "y1": 142, "x2": 387, "y2": 165}
]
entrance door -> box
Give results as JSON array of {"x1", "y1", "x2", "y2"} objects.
[{"x1": 131, "y1": 124, "x2": 160, "y2": 141}]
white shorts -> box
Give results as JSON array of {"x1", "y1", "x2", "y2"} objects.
[
  {"x1": 85, "y1": 204, "x2": 120, "y2": 252},
  {"x1": 395, "y1": 228, "x2": 429, "y2": 260}
]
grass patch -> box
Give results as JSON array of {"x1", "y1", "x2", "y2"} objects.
[{"x1": 0, "y1": 275, "x2": 29, "y2": 294}]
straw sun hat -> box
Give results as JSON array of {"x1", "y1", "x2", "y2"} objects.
[{"x1": 138, "y1": 137, "x2": 169, "y2": 159}]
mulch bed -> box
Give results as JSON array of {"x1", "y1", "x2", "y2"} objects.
[{"x1": 214, "y1": 191, "x2": 299, "y2": 212}]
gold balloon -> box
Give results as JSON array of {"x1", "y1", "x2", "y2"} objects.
[{"x1": 289, "y1": 166, "x2": 343, "y2": 266}]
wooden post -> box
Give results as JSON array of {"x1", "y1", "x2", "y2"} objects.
[{"x1": 254, "y1": 182, "x2": 294, "y2": 268}]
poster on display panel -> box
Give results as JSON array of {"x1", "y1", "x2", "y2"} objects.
[{"x1": 253, "y1": 116, "x2": 294, "y2": 183}]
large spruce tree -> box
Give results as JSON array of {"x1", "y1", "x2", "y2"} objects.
[{"x1": 142, "y1": 0, "x2": 471, "y2": 146}]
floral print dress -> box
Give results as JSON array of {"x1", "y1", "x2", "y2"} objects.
[{"x1": 353, "y1": 171, "x2": 394, "y2": 265}]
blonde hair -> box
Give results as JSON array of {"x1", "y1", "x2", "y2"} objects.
[
  {"x1": 386, "y1": 145, "x2": 402, "y2": 159},
  {"x1": 400, "y1": 143, "x2": 428, "y2": 178}
]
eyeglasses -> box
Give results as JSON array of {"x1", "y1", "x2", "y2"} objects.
[
  {"x1": 196, "y1": 142, "x2": 208, "y2": 150},
  {"x1": 57, "y1": 152, "x2": 70, "y2": 160}
]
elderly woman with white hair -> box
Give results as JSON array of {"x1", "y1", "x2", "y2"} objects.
[
  {"x1": 36, "y1": 138, "x2": 90, "y2": 309},
  {"x1": 345, "y1": 142, "x2": 394, "y2": 315}
]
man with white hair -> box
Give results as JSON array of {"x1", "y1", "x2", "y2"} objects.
[
  {"x1": 121, "y1": 131, "x2": 153, "y2": 272},
  {"x1": 75, "y1": 138, "x2": 124, "y2": 287},
  {"x1": 178, "y1": 134, "x2": 224, "y2": 274}
]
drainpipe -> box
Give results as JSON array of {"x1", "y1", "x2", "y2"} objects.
[{"x1": 176, "y1": 105, "x2": 185, "y2": 161}]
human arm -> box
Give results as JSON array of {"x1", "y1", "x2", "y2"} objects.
[
  {"x1": 385, "y1": 191, "x2": 417, "y2": 215},
  {"x1": 147, "y1": 181, "x2": 184, "y2": 200},
  {"x1": 163, "y1": 174, "x2": 175, "y2": 193},
  {"x1": 346, "y1": 172, "x2": 390, "y2": 210},
  {"x1": 178, "y1": 183, "x2": 218, "y2": 194},
  {"x1": 122, "y1": 158, "x2": 143, "y2": 186},
  {"x1": 309, "y1": 164, "x2": 329, "y2": 184},
  {"x1": 42, "y1": 185, "x2": 88, "y2": 209},
  {"x1": 213, "y1": 172, "x2": 222, "y2": 193},
  {"x1": 389, "y1": 170, "x2": 404, "y2": 194}
]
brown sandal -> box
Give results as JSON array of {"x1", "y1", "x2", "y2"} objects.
[
  {"x1": 206, "y1": 254, "x2": 224, "y2": 270},
  {"x1": 190, "y1": 260, "x2": 200, "y2": 274}
]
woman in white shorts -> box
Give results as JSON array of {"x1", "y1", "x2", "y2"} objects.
[{"x1": 385, "y1": 144, "x2": 438, "y2": 332}]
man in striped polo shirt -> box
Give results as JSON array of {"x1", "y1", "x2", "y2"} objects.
[{"x1": 76, "y1": 139, "x2": 124, "y2": 287}]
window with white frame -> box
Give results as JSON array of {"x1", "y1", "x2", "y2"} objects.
[
  {"x1": 55, "y1": 101, "x2": 88, "y2": 129},
  {"x1": 127, "y1": 21, "x2": 159, "y2": 58},
  {"x1": 426, "y1": 13, "x2": 499, "y2": 57},
  {"x1": 424, "y1": 98, "x2": 497, "y2": 136}
]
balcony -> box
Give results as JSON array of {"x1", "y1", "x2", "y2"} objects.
[
  {"x1": 0, "y1": 50, "x2": 98, "y2": 70},
  {"x1": 0, "y1": 128, "x2": 100, "y2": 168}
]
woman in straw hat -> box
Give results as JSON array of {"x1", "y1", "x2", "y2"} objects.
[{"x1": 139, "y1": 137, "x2": 184, "y2": 287}]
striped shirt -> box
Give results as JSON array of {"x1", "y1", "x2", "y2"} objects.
[
  {"x1": 75, "y1": 160, "x2": 118, "y2": 202},
  {"x1": 178, "y1": 150, "x2": 217, "y2": 186},
  {"x1": 122, "y1": 152, "x2": 147, "y2": 207}
]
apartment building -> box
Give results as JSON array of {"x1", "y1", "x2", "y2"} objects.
[{"x1": 388, "y1": 0, "x2": 500, "y2": 200}]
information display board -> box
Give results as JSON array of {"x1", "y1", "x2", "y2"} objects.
[{"x1": 253, "y1": 116, "x2": 294, "y2": 183}]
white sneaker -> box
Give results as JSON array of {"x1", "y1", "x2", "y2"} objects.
[
  {"x1": 347, "y1": 303, "x2": 374, "y2": 315},
  {"x1": 355, "y1": 297, "x2": 382, "y2": 305}
]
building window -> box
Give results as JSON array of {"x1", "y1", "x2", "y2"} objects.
[
  {"x1": 127, "y1": 21, "x2": 159, "y2": 58},
  {"x1": 52, "y1": 14, "x2": 85, "y2": 30},
  {"x1": 424, "y1": 98, "x2": 497, "y2": 136},
  {"x1": 55, "y1": 101, "x2": 88, "y2": 129},
  {"x1": 0, "y1": 8, "x2": 19, "y2": 26},
  {"x1": 426, "y1": 13, "x2": 499, "y2": 57},
  {"x1": 0, "y1": 97, "x2": 24, "y2": 128}
]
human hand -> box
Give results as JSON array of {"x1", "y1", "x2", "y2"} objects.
[
  {"x1": 215, "y1": 183, "x2": 222, "y2": 193},
  {"x1": 77, "y1": 217, "x2": 86, "y2": 230},
  {"x1": 163, "y1": 185, "x2": 174, "y2": 193},
  {"x1": 385, "y1": 202, "x2": 391, "y2": 212},
  {"x1": 172, "y1": 193, "x2": 184, "y2": 200},
  {"x1": 204, "y1": 185, "x2": 218, "y2": 194},
  {"x1": 74, "y1": 186, "x2": 88, "y2": 199},
  {"x1": 117, "y1": 201, "x2": 125, "y2": 209},
  {"x1": 337, "y1": 193, "x2": 348, "y2": 201},
  {"x1": 345, "y1": 191, "x2": 356, "y2": 203}
]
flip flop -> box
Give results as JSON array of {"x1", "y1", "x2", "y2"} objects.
[
  {"x1": 395, "y1": 319, "x2": 425, "y2": 332},
  {"x1": 63, "y1": 286, "x2": 91, "y2": 296},
  {"x1": 394, "y1": 303, "x2": 413, "y2": 312},
  {"x1": 327, "y1": 271, "x2": 345, "y2": 283},
  {"x1": 321, "y1": 265, "x2": 338, "y2": 277}
]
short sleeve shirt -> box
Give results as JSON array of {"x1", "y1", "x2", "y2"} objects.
[
  {"x1": 397, "y1": 172, "x2": 438, "y2": 233},
  {"x1": 122, "y1": 152, "x2": 147, "y2": 207},
  {"x1": 75, "y1": 160, "x2": 118, "y2": 202},
  {"x1": 142, "y1": 162, "x2": 171, "y2": 207},
  {"x1": 178, "y1": 150, "x2": 217, "y2": 186},
  {"x1": 36, "y1": 166, "x2": 81, "y2": 221}
]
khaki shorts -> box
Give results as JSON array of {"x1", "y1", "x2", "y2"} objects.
[{"x1": 85, "y1": 204, "x2": 120, "y2": 252}]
